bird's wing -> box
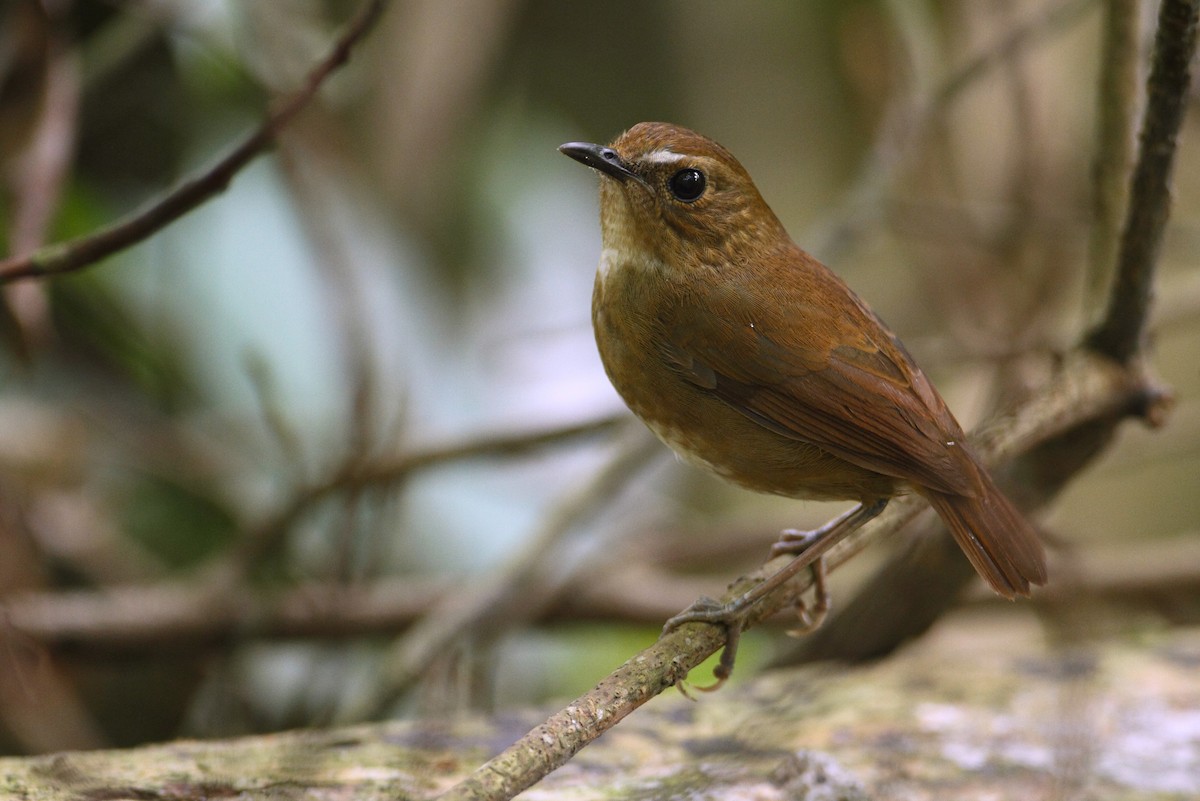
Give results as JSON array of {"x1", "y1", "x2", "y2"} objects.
[{"x1": 661, "y1": 280, "x2": 976, "y2": 497}]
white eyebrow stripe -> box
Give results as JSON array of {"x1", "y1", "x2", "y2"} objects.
[{"x1": 642, "y1": 149, "x2": 688, "y2": 165}]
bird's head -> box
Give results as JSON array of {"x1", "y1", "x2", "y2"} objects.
[{"x1": 560, "y1": 122, "x2": 788, "y2": 271}]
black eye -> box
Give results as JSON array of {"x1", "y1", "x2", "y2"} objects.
[{"x1": 668, "y1": 168, "x2": 706, "y2": 202}]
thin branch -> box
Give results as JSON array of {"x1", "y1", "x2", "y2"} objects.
[
  {"x1": 4, "y1": 576, "x2": 443, "y2": 651},
  {"x1": 274, "y1": 125, "x2": 387, "y2": 578},
  {"x1": 1088, "y1": 0, "x2": 1200, "y2": 362},
  {"x1": 345, "y1": 425, "x2": 662, "y2": 720},
  {"x1": 1085, "y1": 0, "x2": 1142, "y2": 313},
  {"x1": 933, "y1": 0, "x2": 1099, "y2": 109},
  {"x1": 434, "y1": 350, "x2": 1165, "y2": 801},
  {"x1": 4, "y1": 28, "x2": 81, "y2": 350},
  {"x1": 811, "y1": 0, "x2": 1098, "y2": 261},
  {"x1": 244, "y1": 352, "x2": 308, "y2": 472},
  {"x1": 235, "y1": 413, "x2": 628, "y2": 569},
  {"x1": 0, "y1": 0, "x2": 388, "y2": 284},
  {"x1": 9, "y1": 503, "x2": 1198, "y2": 655}
]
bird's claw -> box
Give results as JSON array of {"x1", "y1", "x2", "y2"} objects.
[
  {"x1": 661, "y1": 596, "x2": 731, "y2": 633},
  {"x1": 771, "y1": 527, "x2": 822, "y2": 559},
  {"x1": 787, "y1": 556, "x2": 829, "y2": 636},
  {"x1": 662, "y1": 525, "x2": 836, "y2": 690},
  {"x1": 661, "y1": 595, "x2": 747, "y2": 691}
]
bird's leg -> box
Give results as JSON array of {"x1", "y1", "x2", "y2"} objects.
[
  {"x1": 662, "y1": 499, "x2": 887, "y2": 685},
  {"x1": 787, "y1": 546, "x2": 829, "y2": 636}
]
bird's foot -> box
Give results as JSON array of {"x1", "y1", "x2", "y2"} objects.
[
  {"x1": 662, "y1": 502, "x2": 886, "y2": 690},
  {"x1": 661, "y1": 538, "x2": 829, "y2": 689},
  {"x1": 769, "y1": 528, "x2": 831, "y2": 634},
  {"x1": 772, "y1": 519, "x2": 839, "y2": 558},
  {"x1": 661, "y1": 595, "x2": 747, "y2": 691}
]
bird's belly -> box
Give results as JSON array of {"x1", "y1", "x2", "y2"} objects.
[
  {"x1": 630, "y1": 388, "x2": 892, "y2": 501},
  {"x1": 593, "y1": 299, "x2": 895, "y2": 502}
]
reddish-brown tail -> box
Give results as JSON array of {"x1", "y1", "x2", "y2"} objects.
[{"x1": 921, "y1": 470, "x2": 1047, "y2": 599}]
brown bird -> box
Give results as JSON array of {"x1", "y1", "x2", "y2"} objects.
[{"x1": 560, "y1": 122, "x2": 1046, "y2": 676}]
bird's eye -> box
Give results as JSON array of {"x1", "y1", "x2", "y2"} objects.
[{"x1": 668, "y1": 168, "x2": 706, "y2": 202}]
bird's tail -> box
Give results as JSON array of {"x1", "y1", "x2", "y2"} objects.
[{"x1": 921, "y1": 470, "x2": 1047, "y2": 599}]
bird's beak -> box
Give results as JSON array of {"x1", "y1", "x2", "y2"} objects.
[{"x1": 559, "y1": 142, "x2": 649, "y2": 189}]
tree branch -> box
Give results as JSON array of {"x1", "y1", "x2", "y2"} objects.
[
  {"x1": 1085, "y1": 0, "x2": 1141, "y2": 313},
  {"x1": 8, "y1": 507, "x2": 1197, "y2": 655},
  {"x1": 343, "y1": 426, "x2": 661, "y2": 721},
  {"x1": 811, "y1": 0, "x2": 1097, "y2": 261},
  {"x1": 234, "y1": 413, "x2": 627, "y2": 569},
  {"x1": 1088, "y1": 0, "x2": 1200, "y2": 362},
  {"x1": 0, "y1": 0, "x2": 388, "y2": 284}
]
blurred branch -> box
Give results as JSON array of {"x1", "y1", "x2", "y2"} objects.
[
  {"x1": 4, "y1": 23, "x2": 80, "y2": 350},
  {"x1": 275, "y1": 125, "x2": 387, "y2": 578},
  {"x1": 932, "y1": 0, "x2": 1099, "y2": 108},
  {"x1": 0, "y1": 0, "x2": 388, "y2": 284},
  {"x1": 1085, "y1": 0, "x2": 1141, "y2": 313},
  {"x1": 0, "y1": 9, "x2": 90, "y2": 752},
  {"x1": 1088, "y1": 0, "x2": 1200, "y2": 362},
  {"x1": 4, "y1": 575, "x2": 443, "y2": 651},
  {"x1": 0, "y1": 627, "x2": 107, "y2": 754},
  {"x1": 236, "y1": 413, "x2": 628, "y2": 568},
  {"x1": 345, "y1": 425, "x2": 661, "y2": 720},
  {"x1": 8, "y1": 510, "x2": 1199, "y2": 655},
  {"x1": 244, "y1": 352, "x2": 308, "y2": 472},
  {"x1": 812, "y1": 0, "x2": 1097, "y2": 260},
  {"x1": 373, "y1": 0, "x2": 520, "y2": 227}
]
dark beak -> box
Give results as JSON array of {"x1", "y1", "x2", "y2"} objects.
[{"x1": 559, "y1": 141, "x2": 647, "y2": 187}]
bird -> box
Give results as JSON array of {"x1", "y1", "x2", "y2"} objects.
[{"x1": 559, "y1": 122, "x2": 1046, "y2": 679}]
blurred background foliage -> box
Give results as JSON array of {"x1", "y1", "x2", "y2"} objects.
[{"x1": 0, "y1": 0, "x2": 1197, "y2": 755}]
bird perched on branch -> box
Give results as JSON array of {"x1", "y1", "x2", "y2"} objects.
[{"x1": 560, "y1": 122, "x2": 1046, "y2": 679}]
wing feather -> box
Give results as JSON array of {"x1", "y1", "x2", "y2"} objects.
[{"x1": 661, "y1": 280, "x2": 975, "y2": 496}]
